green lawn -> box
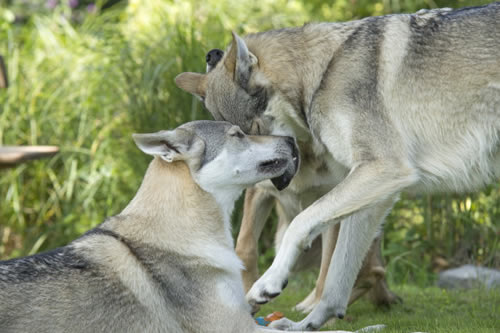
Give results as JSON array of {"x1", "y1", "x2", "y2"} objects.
[{"x1": 256, "y1": 272, "x2": 500, "y2": 332}]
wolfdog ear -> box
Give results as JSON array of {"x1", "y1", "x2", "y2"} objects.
[
  {"x1": 133, "y1": 128, "x2": 205, "y2": 165},
  {"x1": 224, "y1": 31, "x2": 258, "y2": 90},
  {"x1": 174, "y1": 72, "x2": 206, "y2": 98}
]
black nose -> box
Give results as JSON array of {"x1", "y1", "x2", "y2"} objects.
[{"x1": 206, "y1": 49, "x2": 224, "y2": 67}]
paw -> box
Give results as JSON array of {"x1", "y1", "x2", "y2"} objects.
[
  {"x1": 371, "y1": 288, "x2": 403, "y2": 308},
  {"x1": 268, "y1": 318, "x2": 298, "y2": 331},
  {"x1": 276, "y1": 299, "x2": 347, "y2": 331},
  {"x1": 324, "y1": 298, "x2": 348, "y2": 320},
  {"x1": 246, "y1": 271, "x2": 288, "y2": 306},
  {"x1": 332, "y1": 307, "x2": 346, "y2": 320},
  {"x1": 250, "y1": 303, "x2": 261, "y2": 316},
  {"x1": 269, "y1": 318, "x2": 323, "y2": 331}
]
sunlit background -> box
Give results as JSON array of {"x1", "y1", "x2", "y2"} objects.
[{"x1": 0, "y1": 0, "x2": 498, "y2": 287}]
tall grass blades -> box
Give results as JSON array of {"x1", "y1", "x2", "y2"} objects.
[{"x1": 0, "y1": 0, "x2": 498, "y2": 287}]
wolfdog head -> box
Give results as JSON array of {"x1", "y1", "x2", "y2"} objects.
[
  {"x1": 133, "y1": 120, "x2": 298, "y2": 191},
  {"x1": 175, "y1": 33, "x2": 286, "y2": 137}
]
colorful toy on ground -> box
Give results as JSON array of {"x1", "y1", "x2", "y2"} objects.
[{"x1": 255, "y1": 311, "x2": 284, "y2": 326}]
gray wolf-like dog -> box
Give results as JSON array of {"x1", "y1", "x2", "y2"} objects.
[
  {"x1": 0, "y1": 120, "x2": 304, "y2": 333},
  {"x1": 176, "y1": 3, "x2": 500, "y2": 330},
  {"x1": 206, "y1": 48, "x2": 400, "y2": 315}
]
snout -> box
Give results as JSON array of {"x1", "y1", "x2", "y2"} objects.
[
  {"x1": 270, "y1": 136, "x2": 300, "y2": 191},
  {"x1": 258, "y1": 158, "x2": 289, "y2": 173},
  {"x1": 249, "y1": 133, "x2": 300, "y2": 190}
]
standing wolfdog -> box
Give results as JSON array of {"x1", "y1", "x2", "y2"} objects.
[
  {"x1": 176, "y1": 3, "x2": 500, "y2": 330},
  {"x1": 205, "y1": 49, "x2": 400, "y2": 315}
]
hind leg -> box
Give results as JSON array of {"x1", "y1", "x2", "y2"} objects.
[
  {"x1": 236, "y1": 187, "x2": 275, "y2": 292},
  {"x1": 365, "y1": 235, "x2": 402, "y2": 307}
]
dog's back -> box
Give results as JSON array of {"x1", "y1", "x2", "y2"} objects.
[
  {"x1": 0, "y1": 230, "x2": 183, "y2": 332},
  {"x1": 386, "y1": 4, "x2": 500, "y2": 192},
  {"x1": 304, "y1": 3, "x2": 500, "y2": 193},
  {"x1": 0, "y1": 217, "x2": 257, "y2": 333}
]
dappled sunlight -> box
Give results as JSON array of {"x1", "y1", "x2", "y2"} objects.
[{"x1": 0, "y1": 0, "x2": 498, "y2": 297}]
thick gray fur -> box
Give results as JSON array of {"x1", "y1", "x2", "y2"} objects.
[
  {"x1": 0, "y1": 120, "x2": 301, "y2": 333},
  {"x1": 175, "y1": 3, "x2": 500, "y2": 330}
]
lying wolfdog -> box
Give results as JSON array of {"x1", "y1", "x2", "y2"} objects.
[
  {"x1": 0, "y1": 121, "x2": 303, "y2": 333},
  {"x1": 176, "y1": 3, "x2": 500, "y2": 330},
  {"x1": 206, "y1": 49, "x2": 400, "y2": 315}
]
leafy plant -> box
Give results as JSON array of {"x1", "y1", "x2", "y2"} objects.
[{"x1": 0, "y1": 0, "x2": 498, "y2": 287}]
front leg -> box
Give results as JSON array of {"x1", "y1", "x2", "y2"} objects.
[
  {"x1": 268, "y1": 200, "x2": 395, "y2": 331},
  {"x1": 246, "y1": 160, "x2": 416, "y2": 314},
  {"x1": 299, "y1": 199, "x2": 397, "y2": 330}
]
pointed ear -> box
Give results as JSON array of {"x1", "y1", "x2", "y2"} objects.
[
  {"x1": 174, "y1": 72, "x2": 207, "y2": 98},
  {"x1": 132, "y1": 128, "x2": 204, "y2": 164},
  {"x1": 224, "y1": 31, "x2": 258, "y2": 89}
]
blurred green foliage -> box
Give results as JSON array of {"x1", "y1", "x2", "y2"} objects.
[{"x1": 0, "y1": 0, "x2": 498, "y2": 285}]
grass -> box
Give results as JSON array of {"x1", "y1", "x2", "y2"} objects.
[
  {"x1": 0, "y1": 0, "x2": 317, "y2": 259},
  {"x1": 0, "y1": 5, "x2": 499, "y2": 330},
  {"x1": 0, "y1": 2, "x2": 498, "y2": 332},
  {"x1": 257, "y1": 271, "x2": 500, "y2": 332}
]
